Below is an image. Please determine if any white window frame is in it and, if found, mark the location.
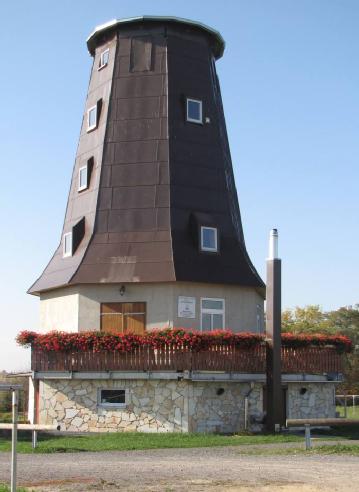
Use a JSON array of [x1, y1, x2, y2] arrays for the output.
[[87, 105, 97, 132], [98, 48, 110, 70], [186, 98, 203, 124], [200, 226, 218, 252], [78, 165, 88, 192], [63, 232, 72, 258], [98, 388, 127, 408], [200, 297, 225, 331]]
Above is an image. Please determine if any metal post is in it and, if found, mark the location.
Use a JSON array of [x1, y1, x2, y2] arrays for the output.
[[244, 397, 249, 430], [11, 389, 18, 492], [32, 430, 38, 449], [266, 229, 283, 432], [304, 424, 312, 450]]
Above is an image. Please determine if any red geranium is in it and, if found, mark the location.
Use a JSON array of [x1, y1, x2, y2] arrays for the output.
[[15, 329, 352, 354]]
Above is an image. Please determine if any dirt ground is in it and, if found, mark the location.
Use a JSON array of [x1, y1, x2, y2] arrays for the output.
[[0, 445, 358, 491]]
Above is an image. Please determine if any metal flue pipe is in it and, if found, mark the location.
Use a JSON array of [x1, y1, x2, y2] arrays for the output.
[[265, 228, 283, 432]]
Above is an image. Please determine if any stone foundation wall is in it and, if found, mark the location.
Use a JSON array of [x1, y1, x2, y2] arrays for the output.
[[38, 378, 336, 433], [287, 383, 336, 419], [188, 382, 263, 433], [40, 379, 188, 433]]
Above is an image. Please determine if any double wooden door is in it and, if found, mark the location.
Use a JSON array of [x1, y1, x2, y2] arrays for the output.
[[100, 302, 146, 335]]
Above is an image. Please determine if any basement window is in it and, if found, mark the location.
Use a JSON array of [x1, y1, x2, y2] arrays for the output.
[[186, 98, 202, 124], [63, 232, 72, 257], [201, 298, 225, 331], [200, 226, 218, 252], [98, 49, 110, 70], [99, 389, 126, 407]]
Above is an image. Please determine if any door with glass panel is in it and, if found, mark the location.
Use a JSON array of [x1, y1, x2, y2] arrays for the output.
[[100, 302, 146, 335], [200, 298, 225, 330]]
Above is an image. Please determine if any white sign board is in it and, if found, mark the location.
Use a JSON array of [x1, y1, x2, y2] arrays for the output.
[[178, 296, 196, 319]]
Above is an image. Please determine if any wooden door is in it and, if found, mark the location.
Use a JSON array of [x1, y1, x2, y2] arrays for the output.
[[100, 302, 146, 335]]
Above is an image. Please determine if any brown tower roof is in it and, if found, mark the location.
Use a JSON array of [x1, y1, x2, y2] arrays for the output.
[[29, 17, 264, 295]]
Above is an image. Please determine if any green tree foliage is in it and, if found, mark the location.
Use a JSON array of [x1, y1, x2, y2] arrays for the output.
[[282, 304, 359, 393]]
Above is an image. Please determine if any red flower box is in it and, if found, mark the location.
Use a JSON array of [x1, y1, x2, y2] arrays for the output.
[[16, 329, 352, 354]]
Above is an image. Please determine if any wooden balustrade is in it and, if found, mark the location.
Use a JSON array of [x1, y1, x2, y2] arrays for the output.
[[31, 345, 343, 374]]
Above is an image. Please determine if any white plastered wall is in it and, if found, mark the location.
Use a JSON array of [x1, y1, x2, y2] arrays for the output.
[[39, 282, 264, 333], [39, 286, 79, 332]]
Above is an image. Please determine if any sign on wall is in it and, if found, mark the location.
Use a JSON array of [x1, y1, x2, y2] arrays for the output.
[[178, 296, 196, 318]]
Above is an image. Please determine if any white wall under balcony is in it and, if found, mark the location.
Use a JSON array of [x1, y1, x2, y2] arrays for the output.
[[39, 282, 264, 333]]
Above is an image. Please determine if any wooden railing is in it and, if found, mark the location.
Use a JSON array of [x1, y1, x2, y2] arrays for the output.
[[31, 345, 343, 374]]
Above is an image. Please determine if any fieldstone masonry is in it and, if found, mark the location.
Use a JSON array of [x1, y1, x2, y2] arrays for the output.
[[287, 383, 336, 419], [39, 378, 336, 433]]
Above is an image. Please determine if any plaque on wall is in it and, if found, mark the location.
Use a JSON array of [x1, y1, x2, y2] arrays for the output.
[[178, 296, 196, 318]]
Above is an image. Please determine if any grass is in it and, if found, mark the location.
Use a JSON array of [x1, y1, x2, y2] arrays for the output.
[[0, 413, 28, 424], [0, 426, 358, 455], [0, 431, 304, 454], [241, 443, 359, 456], [0, 484, 31, 492], [336, 406, 359, 419]]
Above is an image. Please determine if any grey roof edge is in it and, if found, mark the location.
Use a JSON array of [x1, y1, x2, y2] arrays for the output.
[[86, 16, 225, 59]]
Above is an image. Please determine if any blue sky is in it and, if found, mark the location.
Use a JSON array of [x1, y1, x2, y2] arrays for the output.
[[0, 1, 358, 371]]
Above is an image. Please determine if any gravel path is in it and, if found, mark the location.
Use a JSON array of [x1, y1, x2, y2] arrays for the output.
[[0, 444, 358, 491]]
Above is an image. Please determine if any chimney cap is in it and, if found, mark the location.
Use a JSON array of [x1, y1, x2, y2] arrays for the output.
[[86, 16, 225, 59]]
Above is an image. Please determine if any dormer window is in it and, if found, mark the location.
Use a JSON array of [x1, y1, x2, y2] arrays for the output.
[[98, 49, 110, 70], [186, 98, 202, 124], [63, 217, 85, 258], [87, 105, 97, 131], [78, 157, 94, 192], [78, 166, 88, 191], [201, 226, 218, 252], [63, 232, 72, 257], [87, 100, 102, 132]]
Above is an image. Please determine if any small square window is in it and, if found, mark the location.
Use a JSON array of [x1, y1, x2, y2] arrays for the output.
[[186, 98, 203, 124], [87, 105, 97, 132], [78, 165, 88, 191], [99, 389, 126, 407], [63, 232, 72, 257], [98, 49, 110, 70], [201, 226, 218, 252]]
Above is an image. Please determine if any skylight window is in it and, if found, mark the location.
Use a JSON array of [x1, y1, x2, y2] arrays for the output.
[[98, 49, 110, 70], [186, 98, 203, 124], [200, 226, 218, 252]]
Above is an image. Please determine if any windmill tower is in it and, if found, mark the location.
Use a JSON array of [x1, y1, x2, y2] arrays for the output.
[[29, 16, 264, 334]]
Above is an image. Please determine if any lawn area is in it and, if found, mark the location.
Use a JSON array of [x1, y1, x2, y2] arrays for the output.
[[336, 406, 359, 419], [0, 431, 304, 454], [0, 484, 30, 492], [241, 443, 359, 456], [0, 413, 28, 424]]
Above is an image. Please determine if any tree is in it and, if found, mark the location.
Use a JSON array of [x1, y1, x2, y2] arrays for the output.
[[282, 305, 332, 334], [282, 304, 359, 393]]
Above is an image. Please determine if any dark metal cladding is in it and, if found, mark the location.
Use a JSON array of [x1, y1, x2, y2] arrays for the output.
[[29, 17, 264, 295], [167, 26, 263, 288]]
